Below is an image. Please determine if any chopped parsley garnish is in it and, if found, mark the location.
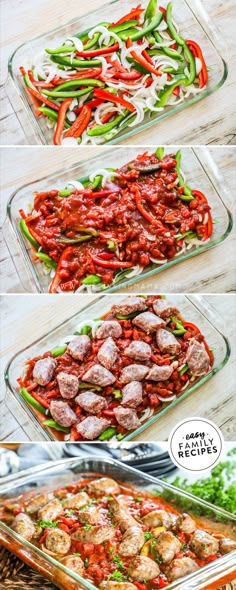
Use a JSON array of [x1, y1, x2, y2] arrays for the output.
[[112, 556, 124, 569], [37, 520, 59, 529], [111, 570, 123, 582], [73, 552, 81, 557], [84, 524, 92, 531], [109, 547, 115, 554], [144, 531, 153, 540], [181, 542, 187, 549], [135, 497, 142, 503], [106, 495, 113, 500], [155, 555, 163, 564], [84, 557, 89, 568], [65, 509, 74, 516]]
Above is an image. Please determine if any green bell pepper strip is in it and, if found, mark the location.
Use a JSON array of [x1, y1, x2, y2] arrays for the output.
[[103, 112, 137, 142], [183, 43, 197, 86], [155, 75, 186, 108], [144, 0, 158, 22], [51, 55, 102, 68], [83, 32, 101, 50], [116, 433, 126, 440], [43, 88, 93, 99], [43, 419, 70, 433], [58, 189, 73, 197], [175, 230, 197, 240], [166, 2, 185, 46], [175, 150, 194, 200], [119, 13, 163, 42], [153, 31, 184, 61], [59, 234, 93, 244], [170, 316, 187, 335], [82, 274, 102, 285], [22, 72, 36, 90], [20, 388, 47, 415], [112, 389, 122, 399], [80, 326, 92, 335], [98, 427, 117, 441], [155, 147, 165, 159], [107, 239, 116, 251], [50, 79, 104, 92], [87, 112, 128, 136], [116, 311, 139, 320], [35, 252, 57, 269], [178, 363, 189, 375], [19, 219, 39, 249], [110, 20, 139, 33], [79, 382, 102, 391], [51, 345, 67, 357], [46, 46, 78, 54], [38, 107, 70, 129]]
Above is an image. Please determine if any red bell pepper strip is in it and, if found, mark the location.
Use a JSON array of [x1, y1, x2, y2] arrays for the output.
[[100, 111, 115, 124], [186, 40, 208, 88], [74, 98, 104, 114], [192, 189, 213, 240], [53, 98, 73, 145], [26, 86, 60, 111], [159, 7, 167, 16], [133, 187, 155, 224], [96, 252, 115, 260], [27, 70, 54, 88], [113, 70, 142, 81], [94, 88, 136, 112], [183, 321, 200, 334], [29, 389, 50, 409], [64, 104, 92, 139], [49, 246, 75, 293], [52, 69, 102, 85], [19, 209, 27, 219], [86, 190, 115, 198], [90, 255, 134, 269], [111, 5, 144, 26], [142, 49, 155, 66], [126, 38, 162, 77], [76, 43, 119, 58]]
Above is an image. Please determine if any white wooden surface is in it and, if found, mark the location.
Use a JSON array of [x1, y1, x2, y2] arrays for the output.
[[0, 294, 235, 442], [0, 0, 236, 145], [0, 146, 235, 294]]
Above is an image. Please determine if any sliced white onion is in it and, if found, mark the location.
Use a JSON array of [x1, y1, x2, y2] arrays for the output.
[[183, 84, 205, 97], [179, 167, 186, 183], [92, 320, 104, 337], [124, 265, 144, 278], [150, 257, 168, 264], [67, 180, 85, 190], [203, 213, 209, 224], [158, 19, 168, 31], [65, 36, 84, 51], [60, 334, 78, 345], [99, 30, 123, 49], [94, 104, 120, 125], [75, 319, 96, 333], [69, 98, 78, 111], [42, 265, 51, 275], [158, 394, 177, 402], [88, 25, 108, 39], [61, 137, 79, 146], [50, 269, 56, 278], [127, 99, 145, 127], [46, 119, 55, 130], [75, 285, 87, 293], [89, 168, 120, 187], [139, 408, 154, 422], [67, 111, 76, 122], [195, 57, 202, 75], [180, 380, 190, 392], [146, 97, 164, 112]]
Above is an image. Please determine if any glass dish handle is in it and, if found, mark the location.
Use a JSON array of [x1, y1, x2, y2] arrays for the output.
[[188, 295, 227, 336]]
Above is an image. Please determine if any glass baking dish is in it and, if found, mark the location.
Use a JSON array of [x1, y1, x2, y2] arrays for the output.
[[0, 457, 235, 590], [3, 293, 231, 442], [5, 0, 228, 145], [2, 146, 233, 294]]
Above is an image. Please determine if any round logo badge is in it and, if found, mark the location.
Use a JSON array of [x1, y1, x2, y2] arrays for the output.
[[168, 417, 224, 473]]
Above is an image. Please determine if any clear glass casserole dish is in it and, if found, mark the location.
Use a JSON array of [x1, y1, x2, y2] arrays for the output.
[[3, 293, 231, 442], [0, 457, 235, 590], [2, 146, 233, 294], [5, 0, 228, 145]]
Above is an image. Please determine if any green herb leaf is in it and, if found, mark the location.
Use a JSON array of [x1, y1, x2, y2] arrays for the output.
[[37, 520, 59, 529]]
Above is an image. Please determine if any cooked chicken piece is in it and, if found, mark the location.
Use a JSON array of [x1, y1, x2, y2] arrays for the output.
[[75, 391, 107, 414], [190, 530, 219, 559], [63, 491, 90, 510], [142, 509, 172, 529], [152, 299, 179, 319], [167, 557, 199, 581], [111, 297, 147, 316], [132, 311, 166, 333], [185, 338, 210, 376], [121, 381, 143, 408], [119, 364, 149, 384], [156, 531, 181, 563], [82, 364, 116, 387], [57, 371, 79, 399], [72, 525, 115, 544], [33, 357, 57, 386], [12, 513, 35, 540], [156, 329, 181, 355], [113, 407, 141, 430], [119, 526, 145, 556], [128, 556, 160, 581], [125, 341, 152, 362], [86, 477, 120, 496], [67, 335, 91, 361], [77, 505, 101, 525], [26, 492, 53, 514], [100, 583, 137, 590], [95, 321, 122, 339], [175, 512, 196, 534], [50, 400, 77, 427], [76, 416, 110, 440], [219, 538, 236, 554], [45, 528, 71, 555], [37, 497, 63, 522], [97, 337, 119, 369]]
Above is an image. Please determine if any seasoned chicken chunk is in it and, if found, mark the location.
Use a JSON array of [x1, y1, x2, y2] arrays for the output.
[[156, 329, 181, 355], [219, 538, 236, 554], [57, 371, 79, 399], [176, 512, 196, 534], [95, 321, 122, 339], [132, 311, 166, 333], [75, 391, 107, 414], [111, 297, 147, 316], [114, 406, 141, 430], [45, 528, 71, 555], [120, 364, 149, 384], [38, 497, 63, 521], [12, 513, 35, 540], [185, 339, 210, 376], [167, 557, 199, 581], [67, 335, 91, 361], [119, 526, 145, 556], [121, 381, 143, 408], [142, 509, 172, 529], [97, 337, 119, 369], [76, 416, 110, 440], [155, 531, 181, 563], [190, 530, 219, 559], [72, 525, 115, 544], [82, 364, 116, 387], [125, 341, 152, 362], [33, 357, 57, 386], [63, 491, 90, 510], [86, 477, 120, 496], [128, 556, 160, 581]]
